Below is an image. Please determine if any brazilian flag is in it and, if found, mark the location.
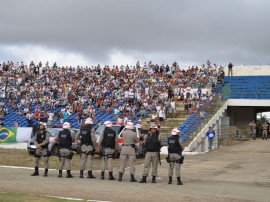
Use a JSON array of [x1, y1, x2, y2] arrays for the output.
[[0, 127, 17, 143]]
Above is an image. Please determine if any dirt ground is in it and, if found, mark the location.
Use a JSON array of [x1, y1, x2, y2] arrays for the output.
[[1, 140, 270, 202]]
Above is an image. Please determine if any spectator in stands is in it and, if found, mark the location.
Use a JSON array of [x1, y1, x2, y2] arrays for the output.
[[0, 59, 220, 129], [228, 62, 233, 76], [167, 106, 173, 118], [139, 107, 146, 119], [47, 110, 54, 128], [170, 100, 176, 118], [168, 87, 174, 100], [62, 109, 70, 122], [13, 120, 19, 127], [26, 111, 34, 127], [199, 109, 206, 119], [183, 98, 188, 111], [158, 106, 165, 124]]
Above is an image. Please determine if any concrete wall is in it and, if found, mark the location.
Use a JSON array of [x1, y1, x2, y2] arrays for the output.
[[223, 65, 270, 76], [228, 107, 255, 126]]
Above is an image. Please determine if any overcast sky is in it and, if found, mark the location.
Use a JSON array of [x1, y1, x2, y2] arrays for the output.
[[0, 0, 270, 67]]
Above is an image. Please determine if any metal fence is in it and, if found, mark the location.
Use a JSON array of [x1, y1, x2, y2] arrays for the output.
[[217, 126, 252, 148]]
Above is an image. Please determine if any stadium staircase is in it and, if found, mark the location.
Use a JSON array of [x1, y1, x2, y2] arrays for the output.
[[141, 102, 191, 145]]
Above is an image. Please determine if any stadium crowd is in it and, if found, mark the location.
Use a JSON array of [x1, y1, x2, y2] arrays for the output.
[[0, 60, 225, 127]]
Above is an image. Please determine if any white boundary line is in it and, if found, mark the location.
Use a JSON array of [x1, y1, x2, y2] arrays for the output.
[[46, 195, 84, 201], [0, 165, 57, 171], [47, 195, 113, 202], [0, 187, 112, 202]]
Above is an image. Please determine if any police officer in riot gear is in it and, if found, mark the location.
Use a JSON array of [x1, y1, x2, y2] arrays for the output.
[[136, 124, 145, 158], [167, 128, 184, 185], [75, 118, 96, 178], [31, 122, 50, 177], [118, 122, 138, 182], [139, 123, 161, 183], [97, 121, 118, 180], [55, 122, 75, 178]]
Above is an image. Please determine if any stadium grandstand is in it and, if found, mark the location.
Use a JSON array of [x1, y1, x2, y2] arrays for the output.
[[0, 61, 270, 151]]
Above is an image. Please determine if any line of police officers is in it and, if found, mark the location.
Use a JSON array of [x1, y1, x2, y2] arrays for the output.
[[31, 119, 184, 185]]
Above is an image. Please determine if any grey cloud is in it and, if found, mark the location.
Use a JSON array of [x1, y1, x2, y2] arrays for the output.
[[0, 0, 270, 65]]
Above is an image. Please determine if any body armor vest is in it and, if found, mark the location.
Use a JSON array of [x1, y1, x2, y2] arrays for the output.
[[168, 135, 182, 154], [80, 126, 93, 146], [145, 132, 160, 152], [36, 130, 48, 149], [103, 127, 116, 149], [59, 129, 72, 149]]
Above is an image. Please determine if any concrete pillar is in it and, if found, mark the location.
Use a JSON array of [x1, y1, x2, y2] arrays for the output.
[[215, 119, 220, 149]]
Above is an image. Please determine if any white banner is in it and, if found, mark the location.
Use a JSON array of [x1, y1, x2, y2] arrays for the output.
[[16, 127, 33, 142]]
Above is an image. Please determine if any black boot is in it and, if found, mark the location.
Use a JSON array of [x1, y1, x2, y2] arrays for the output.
[[118, 173, 123, 181], [168, 176, 172, 184], [139, 176, 147, 183], [130, 174, 137, 182], [109, 172, 115, 180], [87, 171, 96, 178], [31, 167, 39, 176], [80, 170, 83, 178], [151, 176, 156, 183], [58, 170, 62, 178], [43, 168, 48, 177], [177, 177, 183, 185], [66, 170, 73, 178], [101, 171, 105, 180]]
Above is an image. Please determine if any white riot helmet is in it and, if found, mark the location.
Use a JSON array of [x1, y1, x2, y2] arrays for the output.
[[126, 122, 134, 129], [85, 118, 93, 125], [63, 122, 71, 129], [104, 121, 112, 127], [39, 122, 46, 129], [171, 128, 180, 135]]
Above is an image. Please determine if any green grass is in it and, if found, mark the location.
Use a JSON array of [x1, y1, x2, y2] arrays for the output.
[[0, 192, 87, 202]]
